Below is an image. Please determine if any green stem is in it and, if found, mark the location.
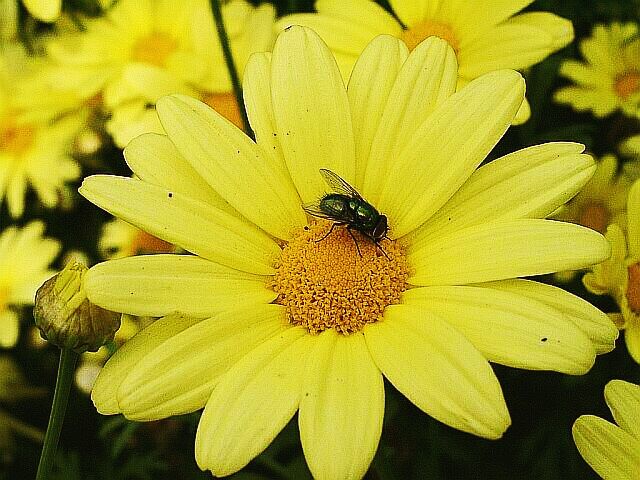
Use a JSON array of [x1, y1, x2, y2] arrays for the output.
[[210, 0, 253, 139], [36, 348, 78, 480]]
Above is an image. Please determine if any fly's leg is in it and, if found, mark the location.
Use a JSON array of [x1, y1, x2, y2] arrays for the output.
[[375, 241, 390, 260], [315, 222, 344, 243], [346, 225, 362, 257]]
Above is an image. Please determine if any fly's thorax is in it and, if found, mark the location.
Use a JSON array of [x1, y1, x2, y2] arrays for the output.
[[272, 221, 409, 334]]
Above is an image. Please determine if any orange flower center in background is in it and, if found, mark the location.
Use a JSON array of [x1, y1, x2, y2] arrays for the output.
[[614, 70, 640, 100], [130, 230, 174, 256], [131, 32, 178, 67], [400, 20, 459, 53], [202, 92, 244, 130], [627, 262, 640, 314], [579, 202, 610, 234], [0, 116, 35, 156], [273, 222, 409, 334]]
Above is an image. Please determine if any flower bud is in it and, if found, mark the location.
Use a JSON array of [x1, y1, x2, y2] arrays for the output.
[[34, 261, 120, 353]]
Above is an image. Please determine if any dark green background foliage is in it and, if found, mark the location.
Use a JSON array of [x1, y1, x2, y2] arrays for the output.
[[2, 0, 640, 479]]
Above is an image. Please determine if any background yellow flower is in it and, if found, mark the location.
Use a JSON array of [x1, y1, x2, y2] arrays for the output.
[[573, 380, 640, 480], [555, 22, 640, 118], [278, 0, 573, 123]]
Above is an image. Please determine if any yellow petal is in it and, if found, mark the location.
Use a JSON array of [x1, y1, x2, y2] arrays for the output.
[[409, 219, 610, 285], [388, 0, 439, 26], [156, 95, 305, 240], [436, 0, 533, 38], [364, 304, 510, 439], [627, 180, 640, 258], [85, 255, 276, 318], [347, 35, 409, 187], [508, 12, 574, 51], [117, 305, 289, 420], [483, 279, 618, 355], [605, 380, 640, 439], [79, 175, 280, 275], [378, 70, 524, 238], [0, 309, 19, 348], [23, 0, 61, 22], [512, 95, 531, 124], [270, 26, 355, 203], [362, 36, 457, 202], [624, 321, 640, 365], [92, 313, 201, 415], [410, 143, 594, 243], [195, 327, 310, 476], [573, 415, 640, 480], [242, 53, 288, 174], [316, 0, 401, 35], [402, 286, 596, 374], [124, 133, 234, 213], [299, 330, 384, 480]]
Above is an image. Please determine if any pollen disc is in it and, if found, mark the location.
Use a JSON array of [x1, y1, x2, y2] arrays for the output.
[[273, 221, 410, 334]]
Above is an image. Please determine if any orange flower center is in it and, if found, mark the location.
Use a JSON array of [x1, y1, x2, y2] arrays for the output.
[[131, 32, 178, 67], [202, 92, 244, 130], [400, 20, 459, 53], [627, 262, 640, 314], [273, 221, 409, 334], [578, 202, 610, 234], [130, 230, 174, 255], [0, 116, 35, 156], [614, 70, 640, 100]]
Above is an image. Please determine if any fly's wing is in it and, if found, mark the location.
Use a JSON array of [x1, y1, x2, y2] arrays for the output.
[[319, 169, 363, 199], [302, 199, 339, 220]]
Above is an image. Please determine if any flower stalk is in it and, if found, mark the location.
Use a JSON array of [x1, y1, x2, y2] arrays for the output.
[[210, 0, 253, 138], [35, 348, 78, 480]]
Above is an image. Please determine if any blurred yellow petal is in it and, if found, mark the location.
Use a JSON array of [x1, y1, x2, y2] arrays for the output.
[[0, 310, 19, 348], [23, 0, 61, 22], [627, 180, 640, 258], [365, 304, 510, 439], [270, 26, 355, 203], [403, 286, 596, 374], [85, 255, 275, 318], [409, 219, 610, 286], [508, 12, 573, 50], [299, 330, 384, 480], [79, 176, 280, 275], [196, 327, 310, 476]]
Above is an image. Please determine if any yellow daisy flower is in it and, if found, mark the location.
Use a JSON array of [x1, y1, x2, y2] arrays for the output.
[[584, 179, 640, 363], [45, 0, 275, 147], [0, 221, 60, 348], [555, 22, 640, 119], [573, 379, 640, 480], [81, 30, 615, 479], [0, 44, 83, 217], [277, 0, 573, 124]]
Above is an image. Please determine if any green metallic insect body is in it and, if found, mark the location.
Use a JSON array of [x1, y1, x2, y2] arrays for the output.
[[303, 169, 389, 257]]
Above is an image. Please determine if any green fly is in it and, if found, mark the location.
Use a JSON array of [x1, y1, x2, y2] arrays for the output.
[[303, 169, 389, 258]]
